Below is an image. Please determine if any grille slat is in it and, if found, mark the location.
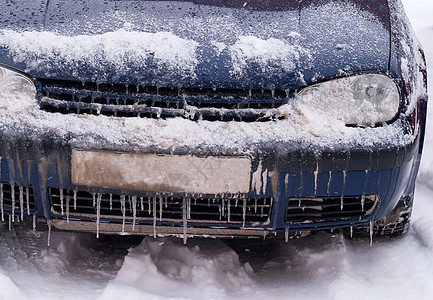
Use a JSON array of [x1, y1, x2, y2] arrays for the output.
[[0, 183, 37, 213], [286, 195, 377, 223], [37, 79, 289, 122], [50, 188, 272, 225]]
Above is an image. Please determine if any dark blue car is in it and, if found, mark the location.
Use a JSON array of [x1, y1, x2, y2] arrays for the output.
[[0, 0, 427, 241]]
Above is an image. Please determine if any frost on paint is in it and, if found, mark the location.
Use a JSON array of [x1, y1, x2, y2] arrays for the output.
[[389, 0, 428, 114]]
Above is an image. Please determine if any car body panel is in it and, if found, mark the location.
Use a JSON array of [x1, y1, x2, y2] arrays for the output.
[[0, 0, 390, 90], [0, 0, 428, 238]]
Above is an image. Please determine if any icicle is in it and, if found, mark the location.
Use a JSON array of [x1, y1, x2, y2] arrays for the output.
[[96, 193, 102, 238], [19, 186, 24, 221], [313, 162, 319, 196], [11, 183, 15, 222], [284, 173, 289, 190], [350, 226, 353, 239], [32, 214, 36, 232], [47, 221, 52, 247], [254, 198, 258, 213], [369, 221, 374, 246], [92, 192, 96, 207], [120, 195, 126, 234], [227, 198, 231, 222], [182, 197, 187, 244], [132, 196, 137, 231], [235, 198, 238, 207], [285, 227, 289, 243], [26, 187, 30, 216], [327, 171, 332, 196], [59, 188, 64, 215], [148, 196, 152, 215], [109, 194, 113, 210], [73, 189, 77, 210], [140, 197, 144, 211], [153, 197, 157, 238], [341, 170, 347, 210], [261, 206, 264, 217], [361, 170, 369, 211], [66, 195, 70, 223], [221, 196, 225, 218], [8, 214, 11, 231], [159, 194, 163, 222], [0, 183, 3, 222], [242, 198, 247, 227], [187, 196, 191, 220]]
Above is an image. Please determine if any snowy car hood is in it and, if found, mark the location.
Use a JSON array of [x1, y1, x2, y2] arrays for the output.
[[0, 0, 391, 90]]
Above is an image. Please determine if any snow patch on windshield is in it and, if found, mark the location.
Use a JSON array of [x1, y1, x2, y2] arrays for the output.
[[0, 29, 199, 79], [229, 36, 305, 76]]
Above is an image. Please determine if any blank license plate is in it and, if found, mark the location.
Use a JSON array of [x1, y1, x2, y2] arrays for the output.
[[71, 150, 251, 194]]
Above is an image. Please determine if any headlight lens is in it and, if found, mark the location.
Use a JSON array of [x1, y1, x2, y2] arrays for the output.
[[0, 65, 36, 100], [294, 74, 400, 127]]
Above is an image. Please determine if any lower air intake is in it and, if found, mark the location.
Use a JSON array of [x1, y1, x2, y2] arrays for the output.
[[50, 188, 272, 225], [0, 183, 37, 213], [286, 195, 377, 223]]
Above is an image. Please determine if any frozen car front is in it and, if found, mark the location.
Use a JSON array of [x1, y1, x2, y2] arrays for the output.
[[0, 0, 427, 240]]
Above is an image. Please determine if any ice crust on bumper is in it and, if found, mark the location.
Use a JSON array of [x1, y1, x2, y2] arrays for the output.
[[0, 92, 416, 157]]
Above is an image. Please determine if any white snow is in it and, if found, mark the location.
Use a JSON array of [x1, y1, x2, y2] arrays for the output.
[[0, 0, 432, 299], [229, 36, 304, 75], [0, 29, 199, 78]]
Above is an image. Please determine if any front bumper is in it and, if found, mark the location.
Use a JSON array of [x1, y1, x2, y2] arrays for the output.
[[0, 111, 421, 237]]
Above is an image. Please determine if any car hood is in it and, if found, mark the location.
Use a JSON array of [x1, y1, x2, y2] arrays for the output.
[[0, 0, 391, 90]]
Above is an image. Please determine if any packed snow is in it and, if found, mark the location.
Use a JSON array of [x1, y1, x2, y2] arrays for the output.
[[229, 36, 304, 75], [0, 29, 199, 78], [0, 0, 432, 299]]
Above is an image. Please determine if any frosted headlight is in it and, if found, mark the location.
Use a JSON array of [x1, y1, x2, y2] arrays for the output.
[[295, 74, 400, 127], [0, 65, 36, 99]]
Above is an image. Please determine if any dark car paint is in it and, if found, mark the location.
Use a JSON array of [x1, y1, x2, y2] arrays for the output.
[[0, 0, 428, 237], [0, 0, 390, 90]]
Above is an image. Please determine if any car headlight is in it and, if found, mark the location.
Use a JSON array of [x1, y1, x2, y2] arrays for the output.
[[0, 65, 36, 100], [294, 74, 400, 127]]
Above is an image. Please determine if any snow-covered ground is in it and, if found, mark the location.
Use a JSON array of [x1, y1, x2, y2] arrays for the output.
[[1, 0, 433, 299]]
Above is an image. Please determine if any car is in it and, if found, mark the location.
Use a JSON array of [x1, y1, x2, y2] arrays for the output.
[[0, 0, 427, 243]]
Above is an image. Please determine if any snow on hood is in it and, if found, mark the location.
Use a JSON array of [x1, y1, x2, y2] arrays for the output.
[[0, 30, 199, 80], [0, 0, 390, 89]]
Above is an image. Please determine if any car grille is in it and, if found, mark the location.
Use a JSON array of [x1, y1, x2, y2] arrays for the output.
[[286, 195, 378, 224], [0, 183, 37, 214], [50, 188, 272, 225], [36, 78, 289, 122]]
